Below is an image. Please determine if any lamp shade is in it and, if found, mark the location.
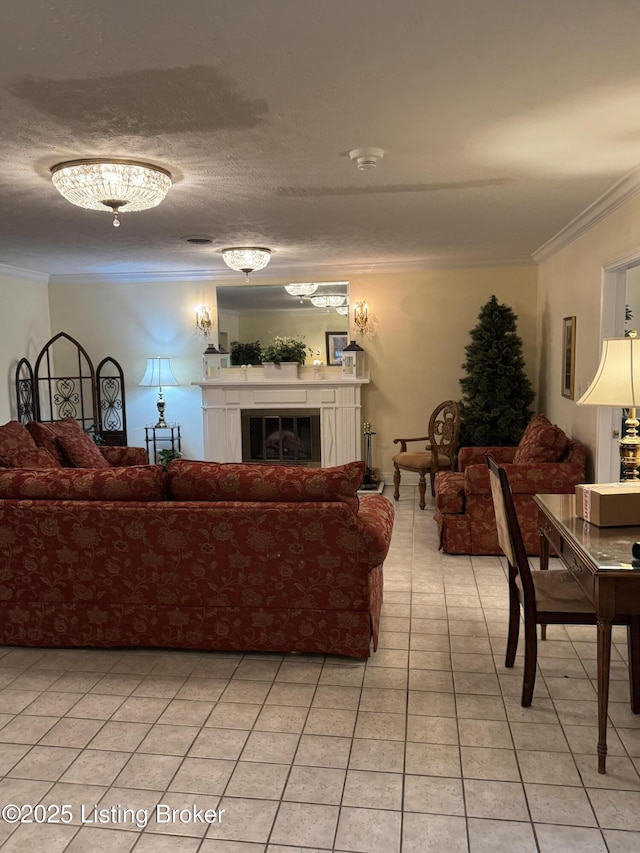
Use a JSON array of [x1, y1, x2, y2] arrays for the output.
[[576, 336, 640, 408], [139, 357, 178, 388]]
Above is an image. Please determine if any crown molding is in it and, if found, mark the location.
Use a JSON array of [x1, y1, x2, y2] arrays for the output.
[[48, 270, 220, 285], [533, 164, 640, 264], [0, 263, 49, 283], [47, 255, 535, 285]]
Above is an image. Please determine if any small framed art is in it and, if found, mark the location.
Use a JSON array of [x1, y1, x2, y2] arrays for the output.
[[326, 332, 348, 366], [561, 316, 576, 399]]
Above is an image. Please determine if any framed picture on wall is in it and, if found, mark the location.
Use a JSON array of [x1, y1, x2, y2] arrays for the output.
[[561, 316, 576, 399], [326, 332, 348, 365]]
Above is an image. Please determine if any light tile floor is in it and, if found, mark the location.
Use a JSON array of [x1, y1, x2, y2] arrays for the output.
[[0, 487, 639, 851]]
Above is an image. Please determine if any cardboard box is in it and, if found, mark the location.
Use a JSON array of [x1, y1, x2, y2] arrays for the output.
[[576, 483, 640, 527]]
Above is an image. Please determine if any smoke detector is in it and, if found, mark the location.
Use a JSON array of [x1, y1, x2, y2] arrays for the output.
[[349, 147, 385, 170]]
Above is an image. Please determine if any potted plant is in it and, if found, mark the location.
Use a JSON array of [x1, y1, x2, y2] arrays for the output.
[[260, 335, 310, 378], [230, 340, 262, 366], [157, 448, 184, 468], [260, 335, 309, 365]]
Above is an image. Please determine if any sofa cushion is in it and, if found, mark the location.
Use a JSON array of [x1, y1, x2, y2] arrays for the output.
[[0, 465, 167, 501], [167, 459, 364, 513], [56, 430, 110, 468], [26, 417, 84, 465], [0, 448, 62, 469], [513, 414, 568, 464], [99, 445, 149, 467], [0, 420, 39, 462]]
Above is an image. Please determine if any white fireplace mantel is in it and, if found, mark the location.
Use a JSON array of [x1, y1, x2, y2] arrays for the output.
[[194, 367, 369, 466]]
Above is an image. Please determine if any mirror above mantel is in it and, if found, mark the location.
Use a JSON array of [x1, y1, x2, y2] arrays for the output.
[[216, 281, 349, 363]]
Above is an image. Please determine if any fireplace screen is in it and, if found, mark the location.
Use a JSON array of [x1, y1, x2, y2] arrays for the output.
[[241, 409, 321, 466]]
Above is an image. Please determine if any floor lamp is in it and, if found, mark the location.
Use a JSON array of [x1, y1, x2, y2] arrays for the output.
[[139, 356, 178, 428], [577, 331, 640, 481]]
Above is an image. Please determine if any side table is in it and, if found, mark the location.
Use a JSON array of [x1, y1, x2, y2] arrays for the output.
[[145, 424, 181, 464]]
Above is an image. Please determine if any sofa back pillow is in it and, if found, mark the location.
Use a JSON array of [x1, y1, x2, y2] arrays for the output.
[[168, 459, 364, 514], [513, 414, 568, 464], [0, 420, 39, 464], [0, 465, 167, 501], [27, 417, 84, 465], [55, 430, 110, 468], [0, 448, 62, 469]]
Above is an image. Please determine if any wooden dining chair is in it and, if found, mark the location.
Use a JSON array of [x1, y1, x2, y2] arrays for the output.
[[392, 400, 460, 509], [486, 454, 626, 707]]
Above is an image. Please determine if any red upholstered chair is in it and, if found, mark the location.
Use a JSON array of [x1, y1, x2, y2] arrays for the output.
[[392, 400, 460, 509], [434, 414, 587, 555]]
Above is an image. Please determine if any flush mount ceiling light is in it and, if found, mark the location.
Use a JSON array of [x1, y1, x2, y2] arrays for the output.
[[283, 283, 319, 297], [221, 247, 271, 281], [50, 158, 172, 228], [310, 293, 347, 309]]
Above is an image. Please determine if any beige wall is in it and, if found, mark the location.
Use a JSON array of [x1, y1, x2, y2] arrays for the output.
[[0, 269, 51, 423], [47, 278, 218, 459], [537, 192, 640, 479], [347, 265, 538, 477], [41, 266, 537, 476]]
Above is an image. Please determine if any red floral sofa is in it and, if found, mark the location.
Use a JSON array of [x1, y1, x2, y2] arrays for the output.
[[434, 414, 587, 555], [0, 420, 394, 658]]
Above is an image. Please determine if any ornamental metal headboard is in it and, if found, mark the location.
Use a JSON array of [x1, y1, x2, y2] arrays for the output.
[[14, 332, 128, 446]]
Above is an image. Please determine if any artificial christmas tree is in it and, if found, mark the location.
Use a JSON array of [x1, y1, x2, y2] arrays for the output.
[[459, 295, 535, 446]]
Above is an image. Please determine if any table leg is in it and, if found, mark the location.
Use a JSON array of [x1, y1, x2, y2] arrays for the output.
[[539, 530, 549, 642], [597, 617, 613, 774], [628, 617, 640, 714], [539, 530, 550, 571]]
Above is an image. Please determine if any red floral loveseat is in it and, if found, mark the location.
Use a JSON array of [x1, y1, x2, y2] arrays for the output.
[[0, 422, 394, 658], [434, 414, 587, 555]]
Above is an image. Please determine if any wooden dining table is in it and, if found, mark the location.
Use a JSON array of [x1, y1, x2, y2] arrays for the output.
[[534, 493, 640, 773]]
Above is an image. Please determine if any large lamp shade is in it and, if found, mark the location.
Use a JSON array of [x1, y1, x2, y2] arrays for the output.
[[139, 356, 178, 428]]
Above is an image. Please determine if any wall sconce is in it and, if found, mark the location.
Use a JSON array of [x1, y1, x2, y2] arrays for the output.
[[353, 300, 369, 334], [195, 305, 212, 337]]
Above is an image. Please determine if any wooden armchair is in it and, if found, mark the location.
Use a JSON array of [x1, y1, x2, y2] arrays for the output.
[[392, 400, 460, 509]]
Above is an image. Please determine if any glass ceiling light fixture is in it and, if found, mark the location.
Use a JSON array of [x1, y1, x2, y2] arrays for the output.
[[309, 293, 347, 309], [336, 305, 349, 315], [284, 283, 319, 297], [221, 247, 271, 281], [50, 158, 172, 228]]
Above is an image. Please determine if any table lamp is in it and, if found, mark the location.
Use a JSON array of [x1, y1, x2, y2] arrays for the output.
[[576, 331, 640, 481], [139, 356, 178, 428]]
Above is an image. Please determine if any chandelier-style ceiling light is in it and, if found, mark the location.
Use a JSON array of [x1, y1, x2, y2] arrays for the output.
[[336, 305, 349, 315], [310, 293, 347, 309], [283, 283, 319, 297], [50, 158, 172, 228], [221, 247, 271, 281]]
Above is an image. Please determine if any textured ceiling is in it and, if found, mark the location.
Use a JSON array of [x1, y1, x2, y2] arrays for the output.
[[1, 0, 640, 279]]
